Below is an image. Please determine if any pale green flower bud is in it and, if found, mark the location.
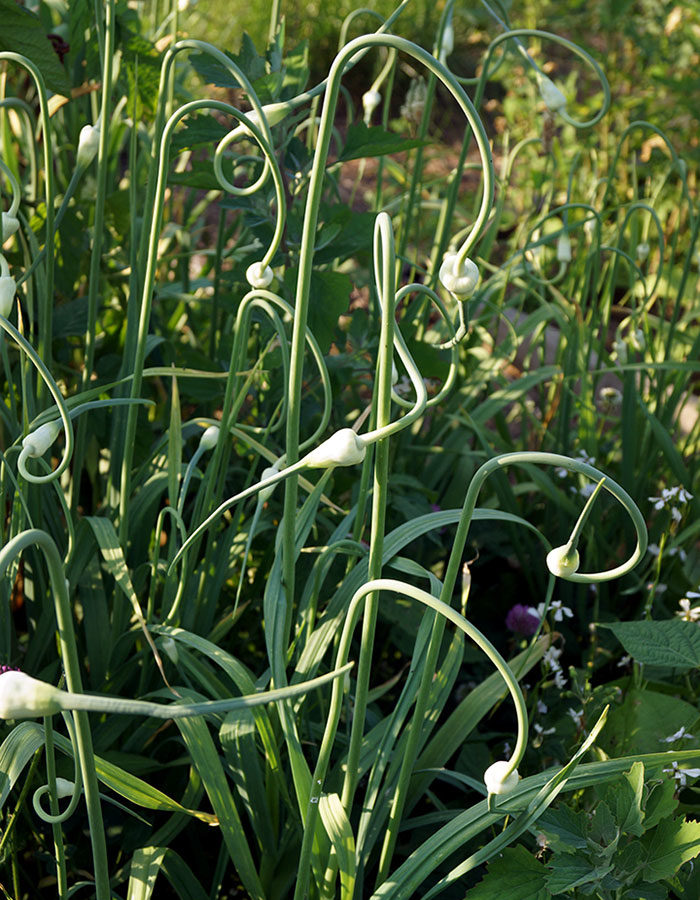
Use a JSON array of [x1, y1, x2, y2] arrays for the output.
[[538, 75, 567, 114], [246, 261, 274, 289], [199, 424, 220, 451], [636, 242, 650, 262], [362, 89, 382, 123], [243, 102, 291, 135], [0, 671, 63, 719], [484, 760, 520, 795], [77, 122, 101, 169], [546, 544, 580, 577], [55, 777, 76, 799], [304, 429, 366, 469], [258, 461, 281, 502], [439, 252, 479, 299], [2, 213, 19, 242], [439, 20, 454, 64], [557, 233, 572, 263], [21, 420, 62, 458], [0, 272, 16, 317]]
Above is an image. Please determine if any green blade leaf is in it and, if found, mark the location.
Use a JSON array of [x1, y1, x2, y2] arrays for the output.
[[127, 846, 167, 900], [318, 793, 357, 900]]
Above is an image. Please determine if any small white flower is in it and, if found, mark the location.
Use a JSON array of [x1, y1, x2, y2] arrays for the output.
[[661, 726, 694, 743], [534, 722, 556, 736], [579, 483, 596, 499], [616, 655, 631, 668], [537, 699, 548, 714], [677, 599, 700, 622], [663, 761, 700, 788], [647, 543, 661, 556], [567, 708, 584, 727], [553, 669, 568, 689]]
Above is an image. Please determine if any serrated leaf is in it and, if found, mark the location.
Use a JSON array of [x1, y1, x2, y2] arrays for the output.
[[601, 620, 700, 672], [538, 803, 589, 853], [467, 846, 551, 900], [336, 122, 430, 162], [590, 800, 618, 846], [603, 762, 645, 837], [190, 33, 266, 89], [640, 817, 700, 882], [0, 0, 70, 94], [546, 853, 612, 893]]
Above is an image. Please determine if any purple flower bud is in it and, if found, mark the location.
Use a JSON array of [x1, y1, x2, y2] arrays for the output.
[[505, 604, 539, 635]]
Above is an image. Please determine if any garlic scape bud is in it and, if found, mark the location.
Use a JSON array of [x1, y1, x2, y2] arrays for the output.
[[362, 89, 382, 124], [246, 261, 274, 289], [537, 74, 567, 115], [302, 428, 366, 469], [198, 424, 220, 451], [484, 760, 520, 796], [0, 671, 63, 719], [2, 213, 19, 242], [21, 420, 62, 458], [439, 252, 480, 299], [0, 255, 16, 317], [439, 16, 454, 65], [258, 460, 282, 503], [76, 119, 101, 169], [546, 477, 606, 579], [546, 542, 580, 577], [556, 232, 572, 263], [636, 242, 650, 262]]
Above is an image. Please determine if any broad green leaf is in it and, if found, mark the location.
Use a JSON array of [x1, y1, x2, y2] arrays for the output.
[[467, 846, 551, 900], [283, 267, 352, 353], [602, 686, 699, 755], [640, 817, 700, 882], [603, 762, 645, 837], [318, 793, 356, 900], [190, 34, 265, 88], [170, 118, 229, 153], [644, 777, 678, 829], [546, 853, 611, 893], [0, 0, 70, 94], [337, 122, 430, 162], [537, 803, 589, 854], [127, 846, 167, 900], [601, 620, 700, 672]]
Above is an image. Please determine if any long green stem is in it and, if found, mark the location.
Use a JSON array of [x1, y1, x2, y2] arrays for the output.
[[0, 531, 110, 900]]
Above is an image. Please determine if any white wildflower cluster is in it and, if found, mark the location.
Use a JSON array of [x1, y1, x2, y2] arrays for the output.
[[542, 645, 567, 689], [532, 600, 573, 623], [660, 726, 694, 744], [648, 485, 693, 523], [647, 543, 687, 562], [533, 722, 555, 737], [677, 597, 700, 622], [555, 450, 596, 493], [663, 761, 700, 789]]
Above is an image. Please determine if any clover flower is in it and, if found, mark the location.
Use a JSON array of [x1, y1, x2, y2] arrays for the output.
[[505, 604, 539, 635]]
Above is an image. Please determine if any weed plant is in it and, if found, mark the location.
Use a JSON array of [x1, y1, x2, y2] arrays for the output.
[[0, 1, 699, 898]]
